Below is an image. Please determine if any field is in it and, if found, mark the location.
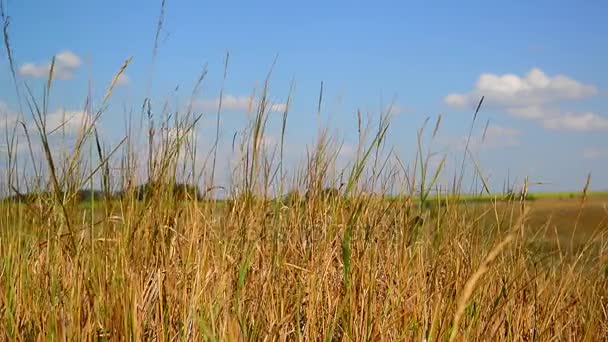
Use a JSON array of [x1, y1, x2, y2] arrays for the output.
[[1, 174, 607, 341], [1, 5, 608, 341]]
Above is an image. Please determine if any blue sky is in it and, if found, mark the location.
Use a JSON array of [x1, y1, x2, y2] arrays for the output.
[[1, 0, 607, 192]]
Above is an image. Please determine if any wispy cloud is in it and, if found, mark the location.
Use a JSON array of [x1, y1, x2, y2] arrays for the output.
[[480, 125, 521, 148], [0, 101, 20, 130], [583, 147, 608, 160], [0, 101, 91, 135], [507, 106, 608, 132], [45, 108, 92, 134], [115, 74, 130, 86], [19, 50, 82, 80], [0, 101, 93, 159], [542, 112, 608, 131], [441, 124, 521, 152], [445, 68, 606, 132], [193, 94, 287, 113]]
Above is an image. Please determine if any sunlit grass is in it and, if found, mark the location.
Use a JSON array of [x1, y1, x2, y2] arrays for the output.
[[1, 3, 607, 340]]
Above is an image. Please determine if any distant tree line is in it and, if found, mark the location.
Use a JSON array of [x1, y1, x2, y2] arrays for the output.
[[2, 182, 354, 204], [2, 182, 202, 203], [126, 182, 202, 201]]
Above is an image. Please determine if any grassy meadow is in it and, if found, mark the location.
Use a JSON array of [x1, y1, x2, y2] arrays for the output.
[[1, 7, 608, 342]]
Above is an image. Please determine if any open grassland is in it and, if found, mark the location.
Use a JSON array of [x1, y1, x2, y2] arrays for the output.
[[1, 180, 607, 341], [1, 5, 607, 340], [434, 191, 608, 204]]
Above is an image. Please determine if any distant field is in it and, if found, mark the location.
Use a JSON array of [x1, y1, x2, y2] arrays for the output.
[[483, 196, 608, 266], [74, 192, 608, 265], [443, 191, 608, 202], [61, 190, 608, 208]]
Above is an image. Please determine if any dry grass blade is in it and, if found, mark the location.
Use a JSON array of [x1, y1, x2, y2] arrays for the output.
[[432, 114, 442, 139], [449, 207, 528, 342], [481, 119, 490, 143], [210, 52, 230, 192], [457, 96, 484, 193], [449, 234, 515, 341], [104, 57, 133, 104], [1, 0, 22, 107], [467, 149, 491, 195]]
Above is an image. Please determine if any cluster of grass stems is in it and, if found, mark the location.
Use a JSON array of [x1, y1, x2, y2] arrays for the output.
[[1, 4, 607, 340]]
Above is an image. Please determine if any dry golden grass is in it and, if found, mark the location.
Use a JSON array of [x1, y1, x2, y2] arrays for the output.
[[1, 188, 607, 340], [1, 3, 607, 340]]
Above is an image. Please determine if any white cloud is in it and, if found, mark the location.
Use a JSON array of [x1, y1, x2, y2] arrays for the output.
[[0, 102, 91, 134], [445, 94, 467, 108], [0, 101, 19, 129], [19, 50, 82, 80], [482, 125, 521, 148], [507, 106, 549, 120], [45, 109, 92, 134], [193, 94, 287, 114], [194, 95, 251, 112], [55, 51, 81, 69], [446, 68, 597, 109], [542, 112, 608, 131], [1, 100, 97, 137], [442, 124, 521, 152], [18, 63, 50, 79], [0, 102, 92, 159], [583, 148, 608, 160], [445, 68, 605, 132], [508, 106, 608, 131]]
